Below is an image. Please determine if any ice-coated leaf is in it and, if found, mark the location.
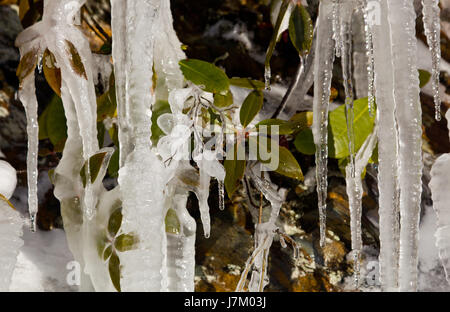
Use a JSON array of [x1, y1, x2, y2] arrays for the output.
[[288, 3, 313, 56], [295, 98, 376, 159], [115, 234, 138, 252], [16, 48, 38, 84], [46, 96, 67, 149], [165, 209, 180, 234], [65, 40, 87, 80], [229, 77, 265, 90], [108, 207, 122, 238], [151, 100, 172, 145], [43, 49, 61, 96], [328, 97, 376, 159], [179, 59, 229, 94], [108, 252, 121, 292], [224, 143, 246, 197], [214, 91, 233, 108], [418, 69, 431, 88], [97, 86, 117, 122], [255, 112, 312, 135], [240, 90, 264, 127], [80, 151, 109, 187]]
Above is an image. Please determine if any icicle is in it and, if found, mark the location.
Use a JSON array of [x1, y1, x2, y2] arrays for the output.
[[345, 125, 378, 288], [387, 0, 423, 292], [111, 0, 132, 167], [362, 0, 375, 116], [422, 0, 442, 121], [332, 0, 342, 57], [312, 0, 336, 247], [430, 109, 450, 284], [339, 0, 356, 178], [166, 190, 196, 292], [371, 0, 400, 291], [236, 164, 285, 292], [18, 72, 39, 231]]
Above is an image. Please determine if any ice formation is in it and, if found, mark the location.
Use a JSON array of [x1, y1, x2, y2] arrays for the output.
[[16, 0, 99, 230], [312, 0, 335, 247], [421, 0, 441, 121], [429, 109, 450, 285], [371, 0, 400, 291], [0, 160, 23, 291], [345, 125, 377, 287]]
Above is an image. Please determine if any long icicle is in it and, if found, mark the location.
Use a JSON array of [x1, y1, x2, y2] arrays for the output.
[[345, 125, 378, 288], [372, 0, 400, 291], [18, 70, 39, 231], [312, 0, 336, 247], [362, 0, 375, 116], [421, 0, 442, 121], [387, 0, 423, 292], [339, 0, 356, 178]]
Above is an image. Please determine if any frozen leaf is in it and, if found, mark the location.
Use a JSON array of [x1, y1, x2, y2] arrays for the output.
[[43, 49, 61, 96], [80, 151, 109, 187], [108, 252, 121, 292], [165, 209, 180, 235], [418, 69, 431, 88], [16, 48, 38, 84], [65, 40, 87, 80], [115, 234, 137, 252], [108, 207, 122, 238], [214, 91, 233, 108], [288, 3, 313, 56], [46, 96, 67, 148]]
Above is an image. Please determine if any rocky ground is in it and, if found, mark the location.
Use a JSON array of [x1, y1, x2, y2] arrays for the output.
[[1, 0, 450, 291]]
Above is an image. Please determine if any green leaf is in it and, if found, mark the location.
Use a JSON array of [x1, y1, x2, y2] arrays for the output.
[[294, 128, 315, 155], [240, 90, 264, 127], [108, 252, 121, 292], [97, 83, 117, 122], [288, 3, 313, 56], [80, 151, 109, 187], [179, 59, 230, 94], [419, 69, 431, 88], [256, 112, 312, 135], [103, 245, 112, 261], [165, 209, 180, 235], [38, 102, 50, 140], [108, 207, 122, 237], [293, 98, 376, 159], [151, 100, 171, 145], [107, 148, 119, 178], [249, 136, 303, 180], [214, 91, 233, 108], [265, 0, 290, 73], [229, 77, 265, 90], [46, 96, 68, 150], [328, 97, 375, 158], [115, 234, 138, 252], [224, 143, 246, 197]]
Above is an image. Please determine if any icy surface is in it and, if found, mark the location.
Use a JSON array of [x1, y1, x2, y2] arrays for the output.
[[345, 125, 377, 287], [372, 0, 400, 291], [421, 0, 441, 120], [0, 160, 17, 200], [387, 0, 423, 292], [312, 0, 335, 247]]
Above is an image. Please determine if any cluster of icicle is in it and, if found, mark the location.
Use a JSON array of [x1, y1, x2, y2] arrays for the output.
[[309, 0, 442, 291], [14, 0, 220, 291]]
